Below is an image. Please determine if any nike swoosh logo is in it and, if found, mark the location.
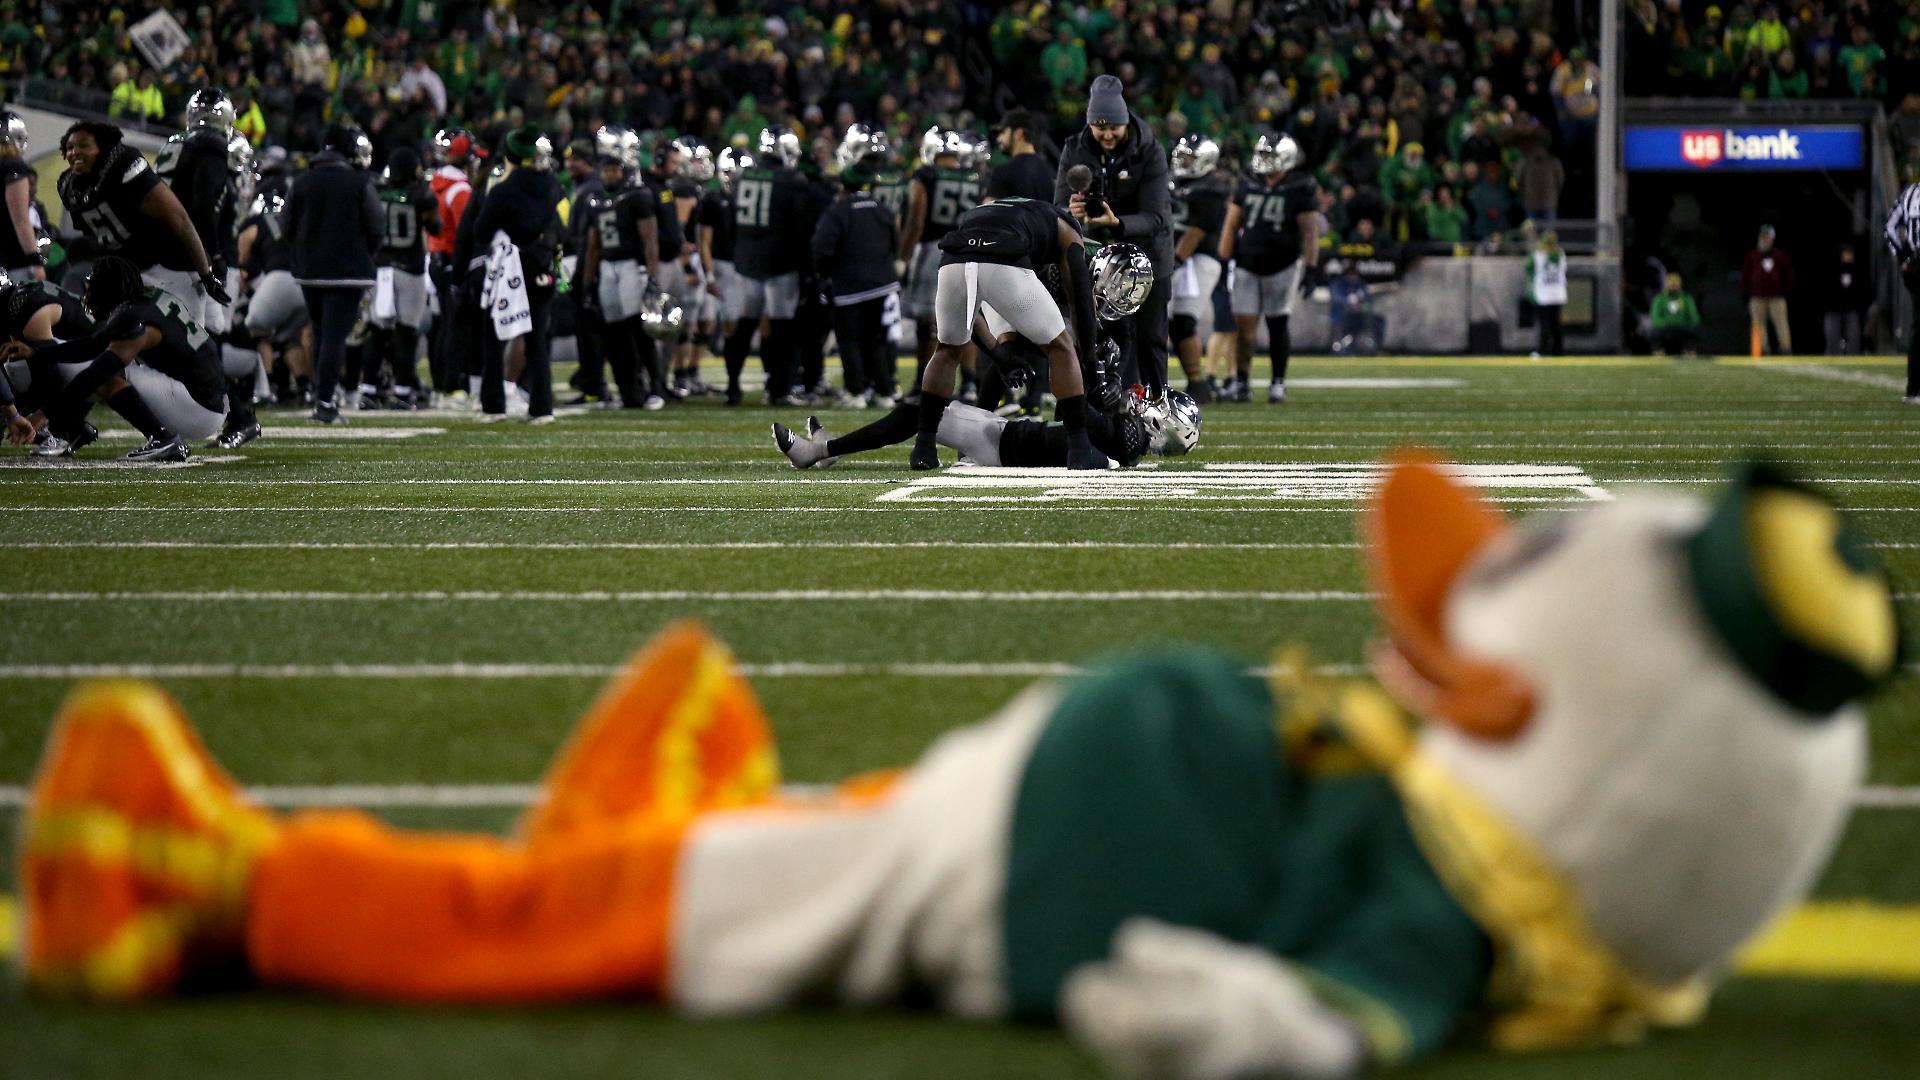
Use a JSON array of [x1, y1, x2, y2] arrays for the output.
[[978, 240, 996, 246]]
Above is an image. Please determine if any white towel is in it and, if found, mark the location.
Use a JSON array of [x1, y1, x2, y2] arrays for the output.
[[372, 267, 398, 321], [1171, 259, 1200, 300], [483, 230, 532, 341]]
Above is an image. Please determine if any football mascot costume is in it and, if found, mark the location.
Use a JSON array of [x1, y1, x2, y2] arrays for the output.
[[17, 454, 1899, 1078]]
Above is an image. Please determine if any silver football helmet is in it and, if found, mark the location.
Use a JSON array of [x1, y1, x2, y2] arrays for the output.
[[185, 87, 237, 139], [835, 123, 881, 173], [594, 125, 642, 172], [919, 125, 947, 166], [1250, 133, 1301, 177], [947, 129, 990, 170], [675, 137, 715, 182], [757, 126, 802, 168], [640, 289, 685, 340], [1133, 389, 1202, 456], [717, 146, 752, 187], [1171, 134, 1221, 180], [351, 130, 374, 169], [534, 134, 557, 173], [228, 132, 256, 206], [1, 111, 27, 154], [248, 191, 286, 218], [1091, 243, 1154, 321]]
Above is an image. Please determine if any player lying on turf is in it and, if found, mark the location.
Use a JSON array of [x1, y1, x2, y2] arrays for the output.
[[18, 456, 1898, 1080], [2, 257, 225, 461], [772, 378, 1200, 470]]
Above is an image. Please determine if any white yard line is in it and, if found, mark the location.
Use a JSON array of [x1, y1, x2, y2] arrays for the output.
[[2, 780, 1915, 810], [89, 427, 449, 440], [0, 589, 1378, 603], [0, 540, 1365, 552], [4, 505, 1576, 514], [1751, 364, 1907, 392], [0, 660, 1372, 680]]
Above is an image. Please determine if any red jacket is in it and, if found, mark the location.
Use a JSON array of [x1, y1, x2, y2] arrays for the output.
[[1741, 248, 1795, 298], [428, 166, 472, 257]]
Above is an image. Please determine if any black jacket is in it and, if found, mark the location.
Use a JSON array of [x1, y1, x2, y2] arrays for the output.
[[811, 189, 899, 305], [1052, 111, 1174, 275], [473, 166, 564, 283], [286, 151, 382, 287]]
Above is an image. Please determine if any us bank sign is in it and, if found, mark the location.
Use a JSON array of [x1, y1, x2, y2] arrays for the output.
[[1623, 124, 1864, 172]]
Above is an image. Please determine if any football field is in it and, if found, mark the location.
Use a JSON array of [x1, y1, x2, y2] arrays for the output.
[[3, 355, 1919, 1078]]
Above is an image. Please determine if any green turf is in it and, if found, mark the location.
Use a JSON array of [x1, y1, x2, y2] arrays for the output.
[[3, 356, 1918, 1077]]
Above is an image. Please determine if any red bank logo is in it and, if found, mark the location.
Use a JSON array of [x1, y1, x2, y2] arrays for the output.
[[1681, 130, 1723, 167]]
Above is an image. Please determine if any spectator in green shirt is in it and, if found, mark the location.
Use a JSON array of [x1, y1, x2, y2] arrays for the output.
[[1424, 184, 1470, 244], [1768, 50, 1809, 98], [1840, 23, 1886, 95], [437, 28, 480, 101], [1651, 273, 1702, 356], [1041, 24, 1087, 95]]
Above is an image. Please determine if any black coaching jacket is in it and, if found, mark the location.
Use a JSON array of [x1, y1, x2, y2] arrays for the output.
[[286, 150, 383, 288], [1052, 110, 1174, 277]]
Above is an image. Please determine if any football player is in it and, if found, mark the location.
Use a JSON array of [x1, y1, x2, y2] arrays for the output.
[[1218, 133, 1319, 404], [2, 255, 227, 461], [915, 198, 1113, 471], [428, 128, 483, 401], [646, 136, 709, 397], [0, 267, 98, 449], [367, 147, 441, 409], [669, 138, 716, 396], [579, 125, 663, 409], [1, 111, 45, 282], [1168, 134, 1228, 404], [58, 122, 230, 327], [236, 190, 310, 410], [898, 129, 981, 391], [698, 148, 742, 393], [722, 126, 814, 406], [154, 89, 250, 331]]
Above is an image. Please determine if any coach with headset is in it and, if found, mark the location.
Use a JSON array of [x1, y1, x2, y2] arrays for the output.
[[1054, 75, 1174, 394]]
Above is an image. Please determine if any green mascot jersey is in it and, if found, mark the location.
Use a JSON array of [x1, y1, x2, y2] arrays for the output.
[[1002, 647, 1494, 1062]]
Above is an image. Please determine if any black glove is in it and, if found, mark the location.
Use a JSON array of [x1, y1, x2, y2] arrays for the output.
[[1297, 264, 1322, 298], [200, 268, 232, 307]]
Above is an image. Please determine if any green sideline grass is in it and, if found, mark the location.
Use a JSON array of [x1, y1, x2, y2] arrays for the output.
[[2, 356, 1918, 1078]]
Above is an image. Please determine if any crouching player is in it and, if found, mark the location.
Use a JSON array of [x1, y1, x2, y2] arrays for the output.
[[917, 197, 1106, 470], [2, 255, 226, 461]]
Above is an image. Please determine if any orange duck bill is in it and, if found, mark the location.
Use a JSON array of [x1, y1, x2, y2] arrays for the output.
[[1363, 451, 1537, 740]]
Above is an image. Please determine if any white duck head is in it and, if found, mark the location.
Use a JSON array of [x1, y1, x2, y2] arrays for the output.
[[1364, 454, 1900, 988]]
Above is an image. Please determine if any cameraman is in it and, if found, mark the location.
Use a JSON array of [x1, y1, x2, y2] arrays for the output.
[[1054, 75, 1173, 393]]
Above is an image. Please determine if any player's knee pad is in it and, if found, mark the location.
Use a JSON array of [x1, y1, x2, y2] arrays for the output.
[[1170, 314, 1198, 346]]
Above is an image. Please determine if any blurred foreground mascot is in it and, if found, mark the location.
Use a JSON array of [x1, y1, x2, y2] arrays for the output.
[[18, 454, 1900, 1079]]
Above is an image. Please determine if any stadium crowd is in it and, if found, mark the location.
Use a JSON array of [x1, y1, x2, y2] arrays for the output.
[[6, 0, 1604, 247]]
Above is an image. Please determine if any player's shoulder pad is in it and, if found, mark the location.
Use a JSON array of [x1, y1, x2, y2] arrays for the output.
[[185, 128, 228, 153], [106, 144, 151, 185]]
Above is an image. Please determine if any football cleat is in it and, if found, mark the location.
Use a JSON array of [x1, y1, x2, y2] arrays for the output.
[[804, 415, 829, 442], [310, 401, 347, 425], [529, 414, 556, 425], [909, 439, 941, 471], [124, 434, 190, 463], [210, 422, 262, 449], [31, 434, 73, 457], [643, 395, 666, 411], [1268, 380, 1287, 404], [772, 422, 830, 469]]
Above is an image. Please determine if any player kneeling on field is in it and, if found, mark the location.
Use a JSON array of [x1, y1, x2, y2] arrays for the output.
[[18, 457, 1897, 1080], [2, 256, 226, 461]]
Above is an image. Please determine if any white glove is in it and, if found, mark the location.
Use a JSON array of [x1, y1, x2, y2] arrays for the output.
[[1060, 919, 1366, 1080]]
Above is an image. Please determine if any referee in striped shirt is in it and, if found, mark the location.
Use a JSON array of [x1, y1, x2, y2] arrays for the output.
[[1884, 179, 1920, 403]]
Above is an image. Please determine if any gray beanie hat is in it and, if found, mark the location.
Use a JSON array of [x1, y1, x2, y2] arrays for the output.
[[1087, 74, 1129, 126]]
